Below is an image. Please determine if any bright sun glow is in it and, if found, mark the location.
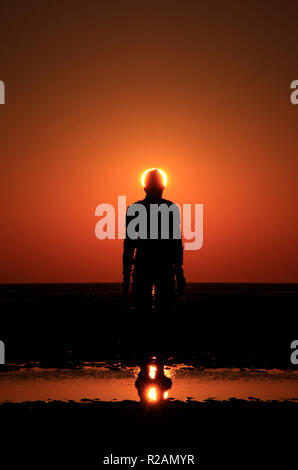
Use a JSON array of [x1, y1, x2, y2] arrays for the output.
[[141, 168, 168, 187], [149, 365, 157, 379], [164, 391, 168, 399], [148, 387, 157, 401]]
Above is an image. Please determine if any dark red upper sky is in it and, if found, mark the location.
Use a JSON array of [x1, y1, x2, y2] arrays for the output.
[[0, 1, 298, 282]]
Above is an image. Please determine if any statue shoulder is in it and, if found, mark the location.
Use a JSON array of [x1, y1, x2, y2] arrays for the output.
[[161, 198, 177, 207]]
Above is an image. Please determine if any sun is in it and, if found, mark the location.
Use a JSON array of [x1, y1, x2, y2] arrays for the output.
[[141, 168, 168, 188]]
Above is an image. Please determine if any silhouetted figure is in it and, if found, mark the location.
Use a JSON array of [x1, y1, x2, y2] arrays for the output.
[[135, 360, 172, 404], [123, 170, 185, 324]]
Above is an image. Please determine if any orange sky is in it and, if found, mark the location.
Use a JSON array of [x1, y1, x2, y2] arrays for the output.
[[0, 1, 298, 282]]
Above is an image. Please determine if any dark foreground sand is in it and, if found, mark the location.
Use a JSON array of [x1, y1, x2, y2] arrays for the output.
[[1, 398, 297, 468], [1, 283, 297, 468]]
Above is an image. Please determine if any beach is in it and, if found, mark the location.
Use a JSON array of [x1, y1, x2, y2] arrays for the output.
[[0, 283, 297, 467], [1, 397, 297, 468]]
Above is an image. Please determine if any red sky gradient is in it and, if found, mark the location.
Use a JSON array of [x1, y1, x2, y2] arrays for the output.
[[0, 1, 298, 283]]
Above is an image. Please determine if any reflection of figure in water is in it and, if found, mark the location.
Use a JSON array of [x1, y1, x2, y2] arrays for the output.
[[122, 169, 186, 321], [135, 360, 172, 403]]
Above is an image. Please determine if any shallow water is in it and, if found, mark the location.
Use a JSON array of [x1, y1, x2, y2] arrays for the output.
[[0, 363, 297, 403]]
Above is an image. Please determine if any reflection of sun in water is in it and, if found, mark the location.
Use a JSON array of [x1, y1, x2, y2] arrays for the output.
[[164, 367, 173, 379], [141, 168, 168, 187], [148, 387, 157, 401], [149, 365, 157, 379], [147, 387, 169, 401]]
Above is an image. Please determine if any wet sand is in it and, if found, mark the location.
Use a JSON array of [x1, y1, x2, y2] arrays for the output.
[[1, 398, 297, 468], [1, 282, 298, 369], [0, 364, 298, 402]]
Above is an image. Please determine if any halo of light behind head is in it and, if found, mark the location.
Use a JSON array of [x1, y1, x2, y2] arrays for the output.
[[141, 168, 167, 188]]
